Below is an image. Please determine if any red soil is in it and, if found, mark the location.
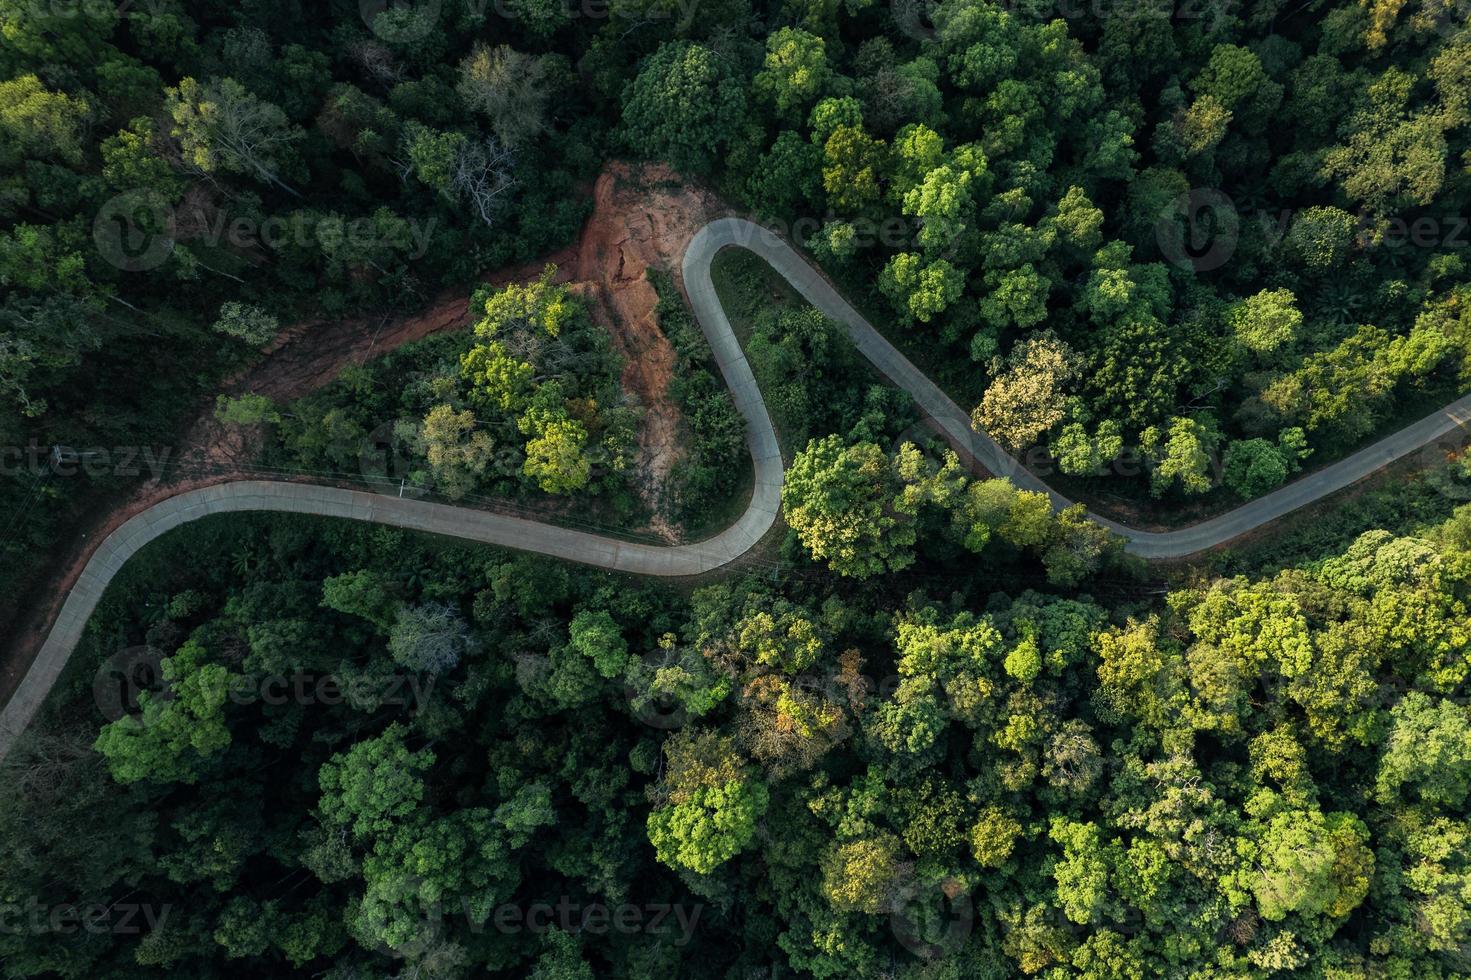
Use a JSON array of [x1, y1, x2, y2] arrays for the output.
[[0, 162, 719, 705]]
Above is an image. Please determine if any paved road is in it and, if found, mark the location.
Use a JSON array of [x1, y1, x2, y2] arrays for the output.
[[3, 216, 1469, 758], [697, 218, 1471, 559]]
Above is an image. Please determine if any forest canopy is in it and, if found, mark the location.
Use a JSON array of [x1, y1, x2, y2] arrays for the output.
[[4, 0, 1471, 977]]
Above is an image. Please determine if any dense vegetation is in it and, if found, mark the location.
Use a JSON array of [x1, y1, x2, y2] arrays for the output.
[[0, 0, 602, 620], [7, 0, 1471, 978], [715, 0, 1471, 507], [227, 270, 645, 513], [6, 490, 1471, 977], [6, 0, 1471, 573]]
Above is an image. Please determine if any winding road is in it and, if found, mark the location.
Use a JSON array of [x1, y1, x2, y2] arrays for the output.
[[3, 216, 1471, 758]]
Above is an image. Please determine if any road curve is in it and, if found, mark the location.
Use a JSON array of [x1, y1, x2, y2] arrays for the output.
[[696, 218, 1471, 559], [2, 216, 1470, 756]]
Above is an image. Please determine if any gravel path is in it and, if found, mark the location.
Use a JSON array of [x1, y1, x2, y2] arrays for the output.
[[3, 217, 1468, 758]]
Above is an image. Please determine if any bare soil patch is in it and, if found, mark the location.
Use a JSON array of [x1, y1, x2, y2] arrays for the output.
[[566, 162, 721, 539], [1, 162, 719, 704]]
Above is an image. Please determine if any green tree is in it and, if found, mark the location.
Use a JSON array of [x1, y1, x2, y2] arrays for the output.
[[1050, 819, 1114, 925], [211, 301, 278, 347], [821, 124, 887, 214], [522, 416, 592, 494], [979, 264, 1051, 333], [747, 131, 822, 217], [1221, 430, 1308, 498], [620, 42, 745, 174], [568, 610, 629, 679], [321, 569, 399, 629], [647, 731, 769, 874], [1283, 206, 1358, 272], [971, 806, 1022, 868], [93, 639, 236, 785], [1228, 288, 1301, 356], [166, 76, 303, 194], [0, 75, 89, 167], [1322, 67, 1450, 215], [1188, 44, 1282, 134], [1054, 419, 1124, 477], [1376, 692, 1471, 808], [754, 28, 832, 120], [877, 252, 964, 323], [215, 392, 280, 425], [782, 436, 917, 577], [317, 723, 433, 840], [821, 835, 903, 913], [1247, 809, 1373, 922], [903, 163, 975, 254], [1042, 505, 1117, 587], [1140, 416, 1221, 497], [976, 332, 1082, 451]]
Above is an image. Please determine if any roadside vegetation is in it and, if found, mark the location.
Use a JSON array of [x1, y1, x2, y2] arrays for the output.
[[8, 480, 1471, 976], [5, 0, 1471, 977]]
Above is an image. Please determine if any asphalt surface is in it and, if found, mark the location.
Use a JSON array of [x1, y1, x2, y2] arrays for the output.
[[699, 218, 1471, 559], [2, 216, 1469, 758]]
